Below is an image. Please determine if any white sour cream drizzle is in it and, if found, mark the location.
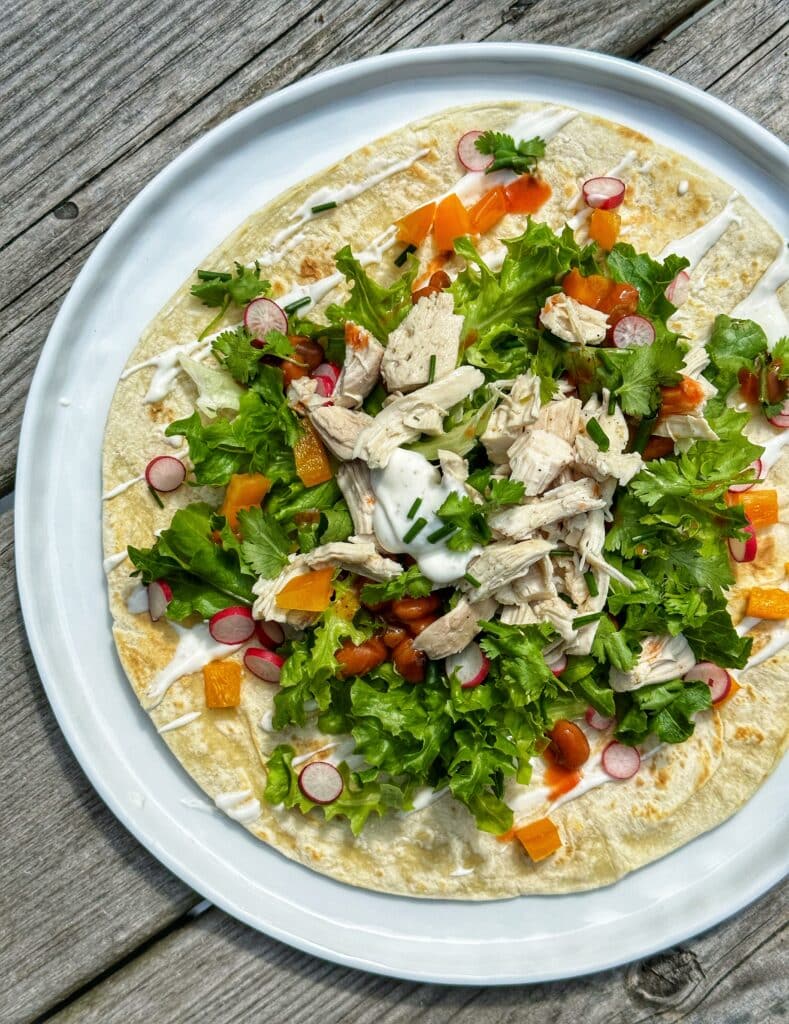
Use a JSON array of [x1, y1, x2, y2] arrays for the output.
[[400, 785, 449, 817], [158, 710, 201, 734], [291, 737, 356, 767], [180, 796, 216, 814], [102, 475, 143, 501], [145, 622, 243, 709], [450, 865, 475, 877], [371, 448, 481, 585], [214, 789, 261, 823], [566, 150, 638, 231], [126, 584, 150, 613], [659, 191, 741, 270], [259, 709, 276, 733], [103, 550, 128, 573], [729, 245, 789, 345], [121, 339, 212, 403]]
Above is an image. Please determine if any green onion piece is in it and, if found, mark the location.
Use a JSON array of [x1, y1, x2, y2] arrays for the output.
[[394, 243, 416, 267], [406, 497, 422, 520], [632, 415, 657, 454], [427, 523, 456, 543], [584, 571, 599, 597], [403, 517, 428, 543], [310, 201, 337, 214], [283, 296, 311, 315], [607, 393, 617, 416], [558, 593, 575, 607], [427, 354, 437, 384], [148, 485, 164, 509], [549, 548, 573, 558], [572, 611, 604, 628], [464, 572, 481, 588], [586, 417, 610, 452]]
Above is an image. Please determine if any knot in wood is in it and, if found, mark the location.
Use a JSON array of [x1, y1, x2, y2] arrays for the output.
[[53, 201, 79, 220], [503, 0, 538, 24], [626, 947, 705, 1007]]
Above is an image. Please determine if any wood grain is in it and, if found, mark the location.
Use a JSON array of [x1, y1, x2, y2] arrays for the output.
[[0, 511, 198, 1023], [51, 880, 788, 1024]]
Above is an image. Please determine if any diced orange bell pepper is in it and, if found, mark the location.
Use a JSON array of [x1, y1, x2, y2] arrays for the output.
[[220, 473, 271, 531], [727, 489, 779, 529], [513, 817, 562, 862], [589, 208, 621, 250], [562, 267, 613, 310], [503, 175, 552, 214], [204, 660, 242, 708], [276, 566, 334, 612], [745, 587, 789, 620], [293, 421, 333, 488], [395, 201, 436, 247], [468, 186, 508, 235], [433, 193, 471, 253], [659, 377, 707, 415], [717, 675, 740, 707], [597, 281, 640, 322]]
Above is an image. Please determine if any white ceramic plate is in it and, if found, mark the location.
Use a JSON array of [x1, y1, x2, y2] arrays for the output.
[[16, 44, 789, 985]]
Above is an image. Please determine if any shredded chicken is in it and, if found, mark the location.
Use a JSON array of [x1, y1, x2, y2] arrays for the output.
[[412, 596, 497, 658], [336, 461, 376, 538], [489, 479, 607, 540], [333, 322, 384, 409], [609, 633, 696, 692], [310, 406, 373, 461], [380, 291, 462, 393], [481, 372, 542, 464], [499, 603, 539, 625], [653, 414, 719, 442], [540, 292, 609, 345], [287, 376, 329, 413], [464, 539, 554, 598], [533, 596, 577, 641], [533, 396, 582, 445], [354, 366, 484, 468], [574, 434, 643, 486], [438, 449, 469, 484], [508, 428, 574, 496]]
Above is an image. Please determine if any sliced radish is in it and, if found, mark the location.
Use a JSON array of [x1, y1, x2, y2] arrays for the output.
[[582, 176, 626, 210], [456, 130, 493, 172], [314, 362, 340, 385], [298, 761, 344, 804], [612, 315, 656, 349], [664, 270, 691, 306], [728, 458, 763, 494], [727, 521, 757, 563], [148, 580, 172, 622], [244, 647, 285, 682], [684, 661, 732, 703], [209, 606, 255, 644], [585, 706, 615, 731], [145, 455, 186, 493], [445, 641, 490, 689], [768, 399, 789, 428], [244, 297, 288, 340], [601, 741, 641, 780], [256, 621, 285, 649], [546, 651, 567, 677], [312, 374, 335, 398]]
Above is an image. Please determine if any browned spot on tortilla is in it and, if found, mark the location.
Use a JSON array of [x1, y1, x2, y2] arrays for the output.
[[734, 724, 765, 743], [299, 256, 331, 281], [616, 125, 650, 145], [655, 768, 670, 789]]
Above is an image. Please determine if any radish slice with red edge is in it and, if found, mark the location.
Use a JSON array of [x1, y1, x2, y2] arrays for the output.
[[445, 642, 490, 689], [145, 456, 186, 493], [727, 522, 757, 563], [244, 297, 288, 340], [585, 706, 615, 731], [314, 362, 340, 384], [768, 399, 789, 428], [601, 741, 641, 780], [208, 606, 256, 645], [148, 580, 172, 622], [244, 647, 285, 682], [684, 661, 732, 703], [612, 315, 656, 349], [313, 374, 335, 399], [256, 621, 285, 649], [582, 176, 626, 210], [298, 761, 344, 804], [456, 130, 493, 172], [546, 651, 567, 677], [664, 270, 691, 306], [728, 458, 763, 494]]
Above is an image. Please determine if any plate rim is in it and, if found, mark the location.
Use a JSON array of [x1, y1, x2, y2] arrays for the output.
[[15, 41, 789, 986]]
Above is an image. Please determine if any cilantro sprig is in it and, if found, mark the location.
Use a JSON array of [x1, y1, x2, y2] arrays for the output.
[[474, 131, 546, 175]]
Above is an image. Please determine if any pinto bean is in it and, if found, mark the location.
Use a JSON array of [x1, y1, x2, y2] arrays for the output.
[[382, 625, 409, 649], [548, 719, 590, 770], [289, 335, 325, 371], [335, 637, 388, 678], [407, 614, 438, 637], [391, 595, 441, 621], [392, 638, 426, 683]]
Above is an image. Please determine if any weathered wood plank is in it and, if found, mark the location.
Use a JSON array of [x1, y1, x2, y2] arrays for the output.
[[52, 880, 787, 1024], [0, 0, 707, 494], [0, 510, 198, 1023]]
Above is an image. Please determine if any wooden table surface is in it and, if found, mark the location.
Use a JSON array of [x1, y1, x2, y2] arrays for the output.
[[1, 0, 787, 1020]]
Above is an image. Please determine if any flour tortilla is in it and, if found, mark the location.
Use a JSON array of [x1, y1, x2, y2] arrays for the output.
[[103, 102, 789, 898]]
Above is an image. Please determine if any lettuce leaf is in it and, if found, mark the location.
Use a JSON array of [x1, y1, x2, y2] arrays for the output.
[[615, 679, 712, 745], [177, 354, 244, 417], [325, 245, 417, 341]]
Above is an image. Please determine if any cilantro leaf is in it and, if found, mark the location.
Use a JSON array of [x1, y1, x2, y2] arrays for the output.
[[435, 476, 525, 551], [191, 262, 270, 308], [704, 315, 770, 417], [236, 506, 290, 579], [212, 327, 297, 386], [360, 565, 432, 605], [607, 244, 689, 324], [326, 245, 417, 341], [474, 131, 546, 175]]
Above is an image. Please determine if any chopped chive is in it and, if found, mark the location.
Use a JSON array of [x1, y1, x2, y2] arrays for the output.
[[427, 523, 457, 543], [310, 201, 337, 214], [428, 353, 437, 384], [586, 417, 610, 452], [148, 485, 164, 509], [464, 572, 481, 588], [607, 393, 617, 416], [558, 593, 575, 606], [549, 547, 573, 558], [572, 611, 604, 628], [584, 571, 599, 597], [394, 243, 416, 267], [283, 296, 311, 315], [632, 415, 657, 454], [406, 497, 422, 520], [403, 517, 428, 543]]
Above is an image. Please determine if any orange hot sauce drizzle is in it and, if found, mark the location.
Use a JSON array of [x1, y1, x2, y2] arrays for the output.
[[542, 746, 582, 800]]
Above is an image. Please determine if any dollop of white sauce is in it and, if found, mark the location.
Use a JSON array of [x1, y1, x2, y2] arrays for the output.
[[677, 179, 689, 196], [371, 448, 481, 585], [125, 584, 150, 613]]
